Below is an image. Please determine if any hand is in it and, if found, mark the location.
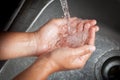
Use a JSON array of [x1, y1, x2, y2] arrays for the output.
[[33, 17, 98, 56], [45, 45, 96, 71], [13, 45, 96, 80], [37, 24, 97, 72], [13, 20, 98, 80]]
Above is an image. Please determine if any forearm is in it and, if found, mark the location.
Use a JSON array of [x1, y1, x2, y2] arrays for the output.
[[13, 57, 56, 80], [0, 32, 37, 60]]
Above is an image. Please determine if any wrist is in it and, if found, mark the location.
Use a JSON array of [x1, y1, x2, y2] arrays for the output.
[[39, 56, 59, 74], [28, 31, 46, 56], [13, 56, 57, 80], [33, 31, 50, 56], [31, 56, 59, 79], [27, 32, 38, 56]]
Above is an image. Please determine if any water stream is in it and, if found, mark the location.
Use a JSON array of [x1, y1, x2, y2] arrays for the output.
[[59, 0, 71, 31], [59, 0, 88, 48]]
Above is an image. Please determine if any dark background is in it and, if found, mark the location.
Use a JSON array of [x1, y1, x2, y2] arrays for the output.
[[0, 0, 21, 31]]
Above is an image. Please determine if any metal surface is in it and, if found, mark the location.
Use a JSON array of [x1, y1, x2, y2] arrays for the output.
[[95, 51, 120, 80], [0, 0, 23, 31], [4, 0, 26, 31], [0, 0, 120, 80]]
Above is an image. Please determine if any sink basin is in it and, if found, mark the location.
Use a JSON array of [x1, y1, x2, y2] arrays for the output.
[[0, 0, 120, 80], [0, 0, 25, 31]]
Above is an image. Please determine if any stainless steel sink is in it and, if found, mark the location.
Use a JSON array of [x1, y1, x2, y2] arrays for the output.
[[0, 0, 25, 31], [0, 0, 120, 80]]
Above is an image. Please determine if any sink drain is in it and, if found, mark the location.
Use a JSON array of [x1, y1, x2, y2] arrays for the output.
[[95, 50, 120, 80], [101, 57, 120, 80]]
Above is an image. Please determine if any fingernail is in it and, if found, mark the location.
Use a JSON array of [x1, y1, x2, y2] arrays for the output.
[[89, 46, 96, 51], [96, 26, 100, 32], [92, 20, 97, 25]]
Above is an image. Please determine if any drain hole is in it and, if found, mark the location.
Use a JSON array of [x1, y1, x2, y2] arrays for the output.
[[108, 66, 120, 80], [101, 56, 120, 80]]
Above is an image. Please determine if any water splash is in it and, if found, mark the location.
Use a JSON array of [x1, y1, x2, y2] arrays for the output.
[[59, 0, 71, 32], [59, 0, 89, 48]]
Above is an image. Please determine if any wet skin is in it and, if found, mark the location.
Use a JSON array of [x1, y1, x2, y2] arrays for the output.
[[0, 17, 99, 80]]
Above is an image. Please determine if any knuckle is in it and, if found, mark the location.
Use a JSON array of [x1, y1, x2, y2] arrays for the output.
[[88, 49, 92, 53], [84, 49, 92, 54]]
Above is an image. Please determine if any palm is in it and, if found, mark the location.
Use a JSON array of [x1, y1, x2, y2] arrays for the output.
[[35, 19, 66, 54], [35, 18, 97, 55], [48, 45, 95, 70]]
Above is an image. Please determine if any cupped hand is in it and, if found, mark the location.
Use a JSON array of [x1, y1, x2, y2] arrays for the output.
[[37, 21, 97, 72], [33, 17, 98, 56], [45, 45, 96, 71]]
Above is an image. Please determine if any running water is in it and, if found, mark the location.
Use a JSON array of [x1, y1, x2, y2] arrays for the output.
[[59, 0, 71, 32], [58, 0, 89, 48]]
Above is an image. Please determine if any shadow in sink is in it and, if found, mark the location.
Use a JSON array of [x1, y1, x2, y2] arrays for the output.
[[0, 0, 120, 80], [0, 61, 6, 70], [0, 0, 23, 31]]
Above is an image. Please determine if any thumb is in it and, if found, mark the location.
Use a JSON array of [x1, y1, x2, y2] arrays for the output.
[[72, 45, 96, 56]]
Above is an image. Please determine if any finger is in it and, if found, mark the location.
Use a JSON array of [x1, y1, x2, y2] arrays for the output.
[[87, 28, 96, 45], [51, 18, 67, 26], [90, 25, 99, 32], [77, 19, 86, 32], [83, 19, 97, 26], [78, 21, 84, 32], [68, 17, 81, 33], [94, 26, 99, 32], [90, 20, 97, 26], [71, 45, 96, 56], [71, 52, 93, 69], [80, 20, 97, 31], [69, 17, 78, 22], [78, 53, 92, 68], [83, 23, 91, 32], [70, 18, 81, 28]]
